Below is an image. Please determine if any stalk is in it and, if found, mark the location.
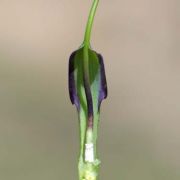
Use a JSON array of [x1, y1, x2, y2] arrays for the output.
[[79, 1, 100, 180], [83, 0, 99, 47]]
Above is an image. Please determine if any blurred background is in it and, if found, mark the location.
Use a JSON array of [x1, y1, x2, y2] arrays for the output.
[[0, 0, 180, 179]]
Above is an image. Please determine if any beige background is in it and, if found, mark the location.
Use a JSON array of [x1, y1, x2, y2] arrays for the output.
[[0, 0, 180, 179]]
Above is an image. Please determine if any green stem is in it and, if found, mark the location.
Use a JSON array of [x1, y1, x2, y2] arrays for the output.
[[79, 1, 100, 180], [82, 0, 100, 130], [83, 0, 99, 47]]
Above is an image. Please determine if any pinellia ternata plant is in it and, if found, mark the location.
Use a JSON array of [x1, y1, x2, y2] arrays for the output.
[[68, 0, 107, 180]]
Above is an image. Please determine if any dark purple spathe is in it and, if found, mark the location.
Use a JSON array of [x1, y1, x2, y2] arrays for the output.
[[97, 53, 108, 108], [68, 51, 80, 110], [68, 49, 107, 113]]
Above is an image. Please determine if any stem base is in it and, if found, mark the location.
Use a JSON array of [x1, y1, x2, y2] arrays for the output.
[[79, 159, 100, 180]]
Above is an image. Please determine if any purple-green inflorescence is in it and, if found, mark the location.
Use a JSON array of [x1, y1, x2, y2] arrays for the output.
[[69, 49, 107, 127], [68, 0, 107, 179]]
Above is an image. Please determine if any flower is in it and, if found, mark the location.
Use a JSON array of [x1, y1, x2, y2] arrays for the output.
[[68, 47, 107, 126]]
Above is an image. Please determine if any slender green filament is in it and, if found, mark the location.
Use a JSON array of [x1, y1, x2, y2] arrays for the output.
[[84, 0, 99, 47]]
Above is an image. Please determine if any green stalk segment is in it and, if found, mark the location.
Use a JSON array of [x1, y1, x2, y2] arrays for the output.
[[79, 0, 100, 180], [83, 0, 99, 47]]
